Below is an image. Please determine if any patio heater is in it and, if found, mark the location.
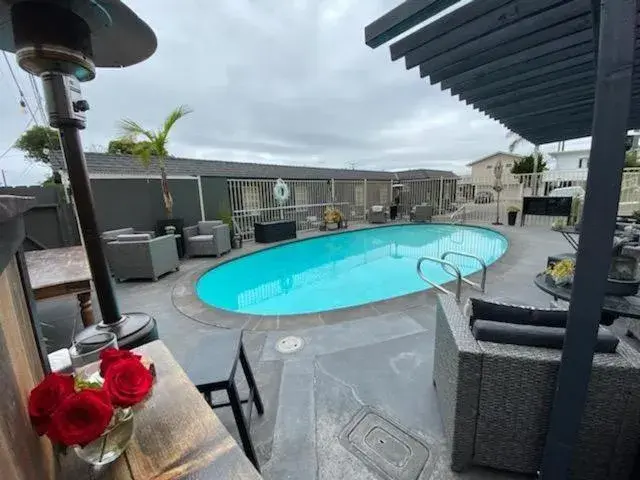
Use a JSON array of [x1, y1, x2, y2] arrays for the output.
[[0, 0, 158, 348]]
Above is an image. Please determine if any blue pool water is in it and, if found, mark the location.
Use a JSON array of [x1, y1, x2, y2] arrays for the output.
[[196, 224, 508, 315]]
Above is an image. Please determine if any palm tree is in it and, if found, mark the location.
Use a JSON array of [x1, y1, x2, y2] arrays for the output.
[[507, 131, 525, 153], [118, 105, 192, 218]]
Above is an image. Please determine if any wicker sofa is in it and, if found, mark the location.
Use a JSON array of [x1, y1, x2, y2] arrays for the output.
[[433, 294, 640, 479], [105, 233, 179, 282], [101, 227, 154, 244], [183, 221, 231, 257]]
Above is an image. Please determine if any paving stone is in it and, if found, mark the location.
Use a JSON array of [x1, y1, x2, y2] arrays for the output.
[[262, 360, 317, 480]]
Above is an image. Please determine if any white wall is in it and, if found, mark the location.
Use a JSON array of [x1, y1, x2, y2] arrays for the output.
[[550, 150, 590, 171]]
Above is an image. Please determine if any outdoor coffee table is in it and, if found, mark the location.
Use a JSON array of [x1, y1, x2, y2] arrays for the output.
[[25, 245, 94, 327], [534, 272, 640, 326], [554, 226, 580, 250]]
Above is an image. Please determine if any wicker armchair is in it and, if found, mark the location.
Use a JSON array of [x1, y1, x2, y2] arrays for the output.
[[106, 234, 179, 282], [183, 221, 231, 257], [412, 204, 433, 222], [433, 294, 640, 479], [368, 205, 387, 224]]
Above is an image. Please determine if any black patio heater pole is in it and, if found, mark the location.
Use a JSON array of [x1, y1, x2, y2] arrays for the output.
[[2, 0, 158, 348], [540, 0, 636, 478]]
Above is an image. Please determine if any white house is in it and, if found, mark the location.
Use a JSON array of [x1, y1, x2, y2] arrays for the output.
[[547, 149, 591, 171]]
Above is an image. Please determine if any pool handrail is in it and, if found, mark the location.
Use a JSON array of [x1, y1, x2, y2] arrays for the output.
[[441, 251, 487, 293], [416, 256, 462, 303]]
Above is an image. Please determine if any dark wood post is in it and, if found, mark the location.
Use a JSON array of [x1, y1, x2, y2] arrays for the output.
[[540, 0, 637, 478]]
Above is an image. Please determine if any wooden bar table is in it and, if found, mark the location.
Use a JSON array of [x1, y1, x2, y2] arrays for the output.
[[25, 246, 94, 326], [60, 341, 262, 479]]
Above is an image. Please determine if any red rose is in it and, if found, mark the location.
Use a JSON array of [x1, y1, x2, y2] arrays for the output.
[[99, 347, 142, 378], [103, 358, 153, 407], [47, 389, 113, 447], [28, 373, 75, 435]]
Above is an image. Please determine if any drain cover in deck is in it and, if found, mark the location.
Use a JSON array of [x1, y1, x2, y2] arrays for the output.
[[339, 407, 429, 480], [275, 335, 304, 353]]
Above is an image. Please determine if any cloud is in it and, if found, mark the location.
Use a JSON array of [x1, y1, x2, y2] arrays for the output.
[[0, 0, 592, 186]]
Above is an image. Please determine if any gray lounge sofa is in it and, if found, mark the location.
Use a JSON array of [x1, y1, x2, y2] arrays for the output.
[[183, 221, 231, 257], [433, 294, 640, 479], [101, 227, 155, 243], [368, 205, 387, 224], [411, 204, 433, 222], [105, 233, 179, 282]]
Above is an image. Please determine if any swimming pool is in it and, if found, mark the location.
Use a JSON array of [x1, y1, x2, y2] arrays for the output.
[[196, 224, 508, 315]]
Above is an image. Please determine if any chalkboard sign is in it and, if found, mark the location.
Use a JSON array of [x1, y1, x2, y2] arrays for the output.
[[521, 196, 572, 226]]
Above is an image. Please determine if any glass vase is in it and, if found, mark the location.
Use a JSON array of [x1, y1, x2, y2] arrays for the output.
[[74, 408, 134, 466]]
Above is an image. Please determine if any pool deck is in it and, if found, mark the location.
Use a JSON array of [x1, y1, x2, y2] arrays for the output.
[[36, 222, 640, 480]]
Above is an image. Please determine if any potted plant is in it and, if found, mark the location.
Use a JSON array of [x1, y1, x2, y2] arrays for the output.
[[507, 206, 520, 226], [118, 105, 192, 228], [324, 207, 342, 230], [551, 218, 566, 231], [546, 258, 575, 286], [569, 194, 584, 226], [218, 210, 240, 247]]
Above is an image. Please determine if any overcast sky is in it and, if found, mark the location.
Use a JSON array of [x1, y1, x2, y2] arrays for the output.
[[0, 0, 591, 186]]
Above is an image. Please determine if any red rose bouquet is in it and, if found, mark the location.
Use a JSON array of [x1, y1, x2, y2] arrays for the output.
[[28, 348, 154, 465]]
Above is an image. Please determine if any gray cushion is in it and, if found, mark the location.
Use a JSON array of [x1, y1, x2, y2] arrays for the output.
[[116, 233, 152, 242], [472, 320, 619, 353], [468, 298, 568, 328], [102, 227, 134, 240], [198, 221, 223, 235], [189, 234, 213, 243]]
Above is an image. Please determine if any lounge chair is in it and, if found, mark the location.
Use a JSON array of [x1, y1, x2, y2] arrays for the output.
[[433, 294, 640, 479], [368, 205, 387, 224], [183, 220, 231, 257], [411, 204, 433, 222]]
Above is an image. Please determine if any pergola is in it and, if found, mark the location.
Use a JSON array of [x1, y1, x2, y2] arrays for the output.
[[366, 0, 639, 478]]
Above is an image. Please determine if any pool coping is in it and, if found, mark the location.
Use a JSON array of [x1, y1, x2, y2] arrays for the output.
[[171, 222, 516, 331]]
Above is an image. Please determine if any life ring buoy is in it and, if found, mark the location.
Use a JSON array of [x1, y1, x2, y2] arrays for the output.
[[274, 178, 290, 204]]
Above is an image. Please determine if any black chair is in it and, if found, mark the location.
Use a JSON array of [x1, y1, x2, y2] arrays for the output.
[[183, 330, 264, 470]]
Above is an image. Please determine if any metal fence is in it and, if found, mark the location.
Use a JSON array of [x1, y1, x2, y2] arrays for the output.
[[227, 169, 640, 239], [453, 168, 640, 225], [228, 178, 352, 240]]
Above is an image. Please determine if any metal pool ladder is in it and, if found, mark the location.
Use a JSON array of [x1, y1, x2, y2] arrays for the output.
[[416, 251, 487, 303]]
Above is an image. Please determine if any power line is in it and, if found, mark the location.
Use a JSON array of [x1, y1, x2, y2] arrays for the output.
[[15, 162, 37, 184], [1, 51, 40, 125], [27, 73, 47, 124], [0, 118, 33, 161]]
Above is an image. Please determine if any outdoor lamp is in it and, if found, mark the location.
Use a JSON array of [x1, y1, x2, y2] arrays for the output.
[[0, 0, 159, 348]]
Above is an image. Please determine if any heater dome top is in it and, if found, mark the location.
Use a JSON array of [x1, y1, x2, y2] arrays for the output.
[[0, 0, 156, 69]]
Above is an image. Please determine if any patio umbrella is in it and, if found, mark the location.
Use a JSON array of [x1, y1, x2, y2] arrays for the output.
[[492, 159, 503, 225]]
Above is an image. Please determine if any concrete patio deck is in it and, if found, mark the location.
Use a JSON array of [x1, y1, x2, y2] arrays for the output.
[[35, 223, 640, 480]]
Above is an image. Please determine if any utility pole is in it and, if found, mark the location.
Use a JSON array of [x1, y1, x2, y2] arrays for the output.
[[1, 169, 6, 187]]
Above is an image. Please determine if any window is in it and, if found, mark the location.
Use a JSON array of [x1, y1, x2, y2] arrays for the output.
[[578, 157, 589, 169], [241, 185, 260, 211], [294, 184, 309, 211], [379, 187, 389, 205], [355, 184, 365, 206], [486, 164, 493, 169], [506, 163, 512, 167]]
